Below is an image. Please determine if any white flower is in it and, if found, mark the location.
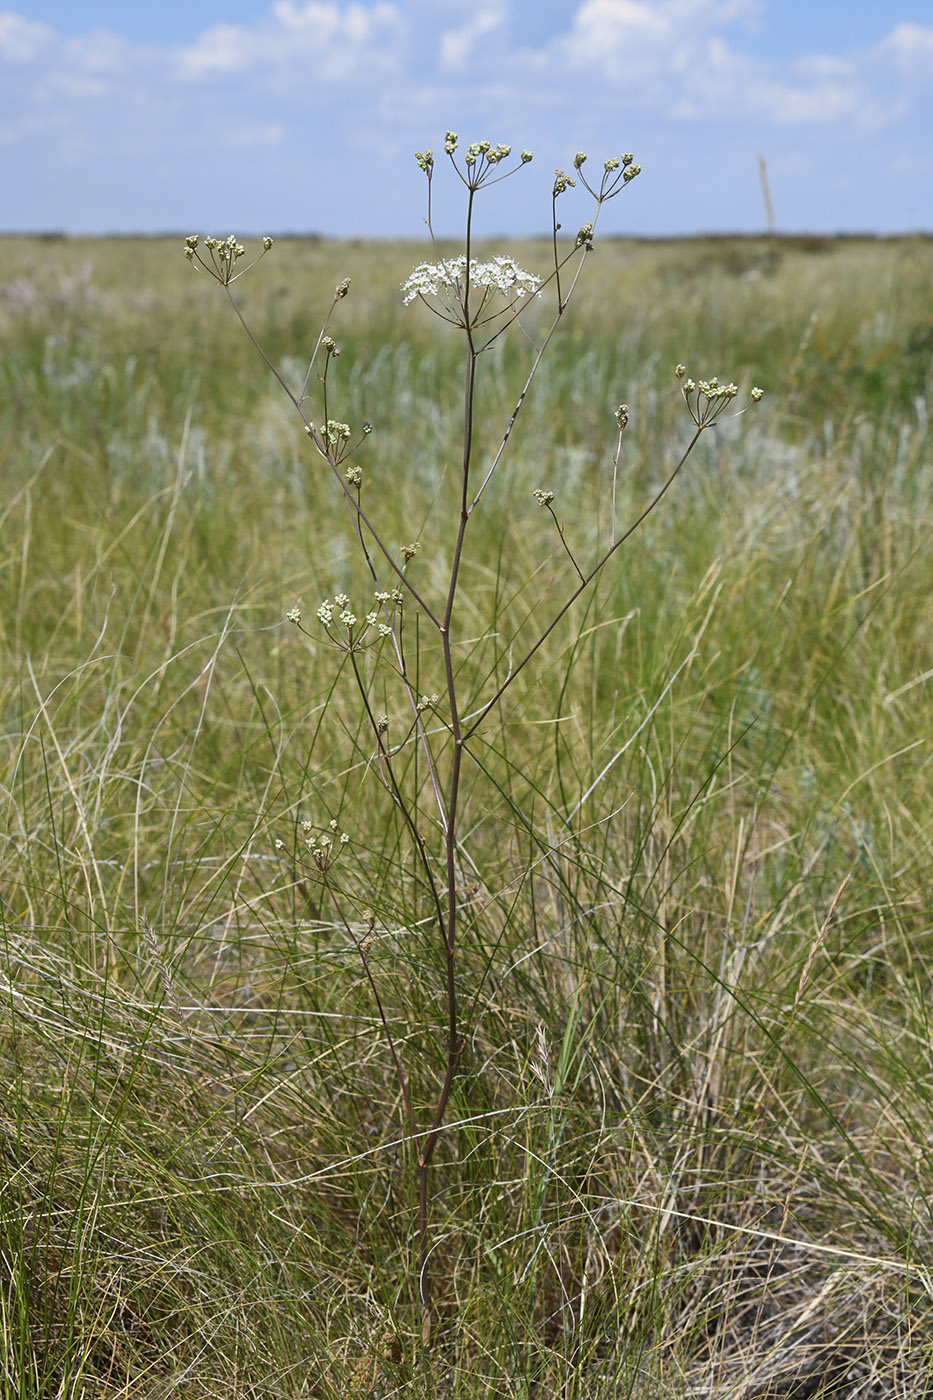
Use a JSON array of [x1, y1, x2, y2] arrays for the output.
[[402, 255, 539, 307]]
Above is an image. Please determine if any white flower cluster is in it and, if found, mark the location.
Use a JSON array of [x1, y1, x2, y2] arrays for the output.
[[402, 255, 539, 307], [317, 590, 399, 651], [300, 818, 350, 875]]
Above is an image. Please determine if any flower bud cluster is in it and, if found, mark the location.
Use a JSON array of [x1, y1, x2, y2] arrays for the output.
[[306, 418, 369, 466], [300, 818, 350, 875], [676, 366, 765, 428], [439, 134, 529, 190], [317, 590, 399, 651], [571, 152, 641, 205], [183, 233, 272, 285], [464, 140, 511, 167], [533, 489, 555, 507], [324, 421, 350, 446]]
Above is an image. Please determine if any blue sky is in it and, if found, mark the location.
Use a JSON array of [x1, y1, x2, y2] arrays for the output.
[[2, 1, 931, 238]]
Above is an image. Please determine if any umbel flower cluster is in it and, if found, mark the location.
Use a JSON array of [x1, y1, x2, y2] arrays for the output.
[[675, 364, 764, 428], [402, 254, 540, 328], [183, 233, 273, 286], [402, 254, 539, 306]]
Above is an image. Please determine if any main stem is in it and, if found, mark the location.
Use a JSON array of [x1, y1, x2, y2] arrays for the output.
[[417, 279, 479, 1342]]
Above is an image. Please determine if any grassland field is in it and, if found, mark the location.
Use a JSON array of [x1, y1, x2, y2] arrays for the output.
[[1, 230, 932, 1397]]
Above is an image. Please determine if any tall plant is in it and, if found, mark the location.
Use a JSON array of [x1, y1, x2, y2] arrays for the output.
[[184, 134, 762, 1342]]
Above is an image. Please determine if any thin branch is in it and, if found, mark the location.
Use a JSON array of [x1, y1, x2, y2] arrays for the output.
[[463, 426, 704, 740]]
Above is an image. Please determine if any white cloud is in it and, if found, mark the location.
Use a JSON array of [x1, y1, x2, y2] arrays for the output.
[[559, 0, 762, 76], [175, 2, 403, 80], [176, 23, 251, 77], [0, 12, 53, 62], [757, 79, 859, 125], [566, 0, 672, 59], [440, 7, 505, 71], [275, 0, 397, 43], [532, 1, 925, 134], [875, 22, 933, 77]]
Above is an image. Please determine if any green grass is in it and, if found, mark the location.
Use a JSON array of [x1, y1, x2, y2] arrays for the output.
[[1, 231, 932, 1396]]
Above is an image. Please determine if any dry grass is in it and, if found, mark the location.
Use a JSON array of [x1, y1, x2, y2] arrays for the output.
[[0, 231, 932, 1395]]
